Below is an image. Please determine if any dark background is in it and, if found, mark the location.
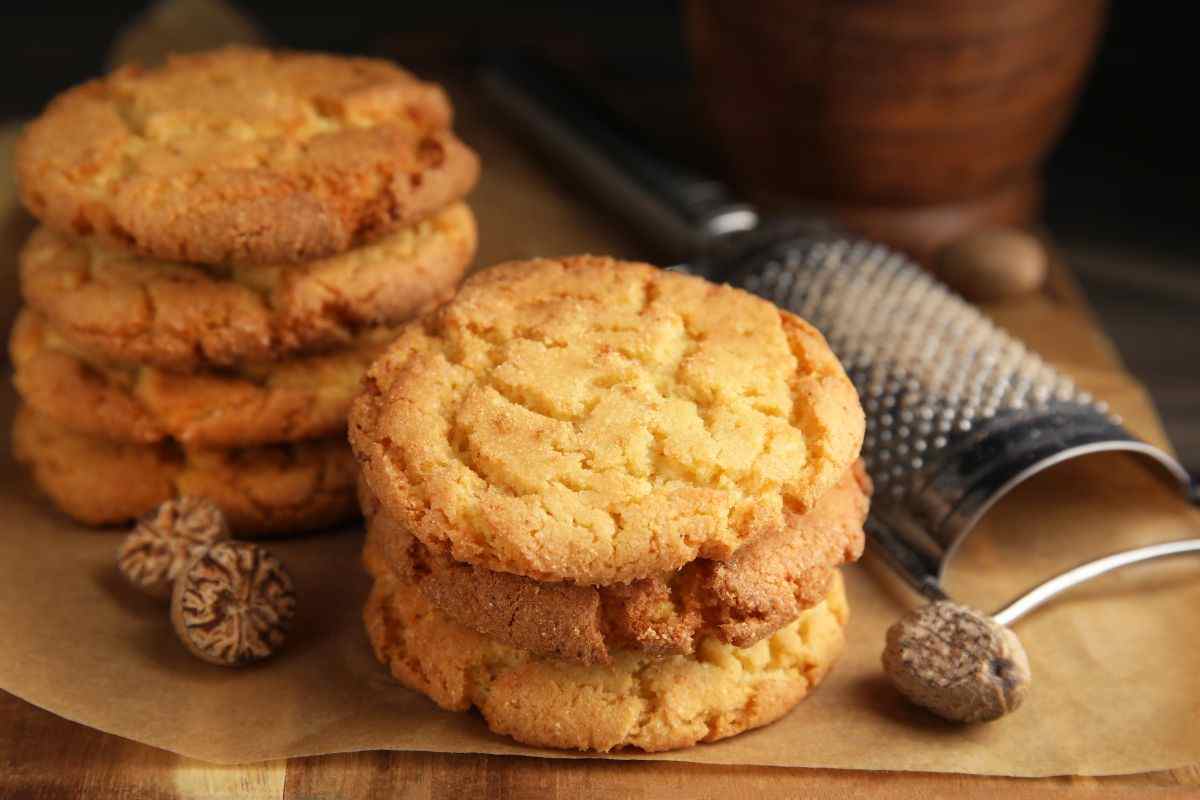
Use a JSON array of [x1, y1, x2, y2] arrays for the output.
[[3, 1, 1197, 465], [3, 3, 1196, 243]]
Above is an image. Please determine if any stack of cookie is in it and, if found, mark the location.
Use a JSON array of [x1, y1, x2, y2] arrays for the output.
[[10, 47, 479, 536], [351, 257, 870, 752]]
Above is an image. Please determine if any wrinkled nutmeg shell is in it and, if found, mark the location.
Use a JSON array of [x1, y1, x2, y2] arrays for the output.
[[883, 601, 1031, 723], [117, 496, 230, 599], [170, 541, 295, 667]]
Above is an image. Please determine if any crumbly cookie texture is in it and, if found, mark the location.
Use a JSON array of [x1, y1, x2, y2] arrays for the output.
[[350, 256, 865, 584], [12, 406, 357, 536], [19, 203, 475, 371], [362, 462, 868, 664], [364, 567, 848, 753], [16, 46, 479, 265], [12, 310, 398, 447]]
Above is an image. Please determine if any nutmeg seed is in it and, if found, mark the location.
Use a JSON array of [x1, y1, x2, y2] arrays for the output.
[[170, 540, 295, 667], [883, 601, 1031, 723], [117, 496, 230, 599], [935, 228, 1047, 302]]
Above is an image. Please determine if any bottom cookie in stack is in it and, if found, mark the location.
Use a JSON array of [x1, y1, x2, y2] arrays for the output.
[[12, 406, 356, 537], [359, 463, 869, 752], [366, 566, 847, 753], [9, 309, 377, 537]]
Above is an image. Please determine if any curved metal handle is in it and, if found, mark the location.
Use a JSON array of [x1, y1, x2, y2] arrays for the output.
[[992, 538, 1200, 626]]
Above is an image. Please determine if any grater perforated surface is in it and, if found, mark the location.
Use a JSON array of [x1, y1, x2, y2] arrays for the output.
[[726, 235, 1189, 594], [741, 238, 1109, 497]]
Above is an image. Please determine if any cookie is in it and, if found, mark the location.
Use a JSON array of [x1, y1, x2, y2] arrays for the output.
[[363, 462, 868, 664], [12, 310, 396, 447], [16, 47, 480, 265], [20, 203, 475, 371], [364, 566, 848, 753], [12, 406, 357, 536], [350, 256, 865, 585]]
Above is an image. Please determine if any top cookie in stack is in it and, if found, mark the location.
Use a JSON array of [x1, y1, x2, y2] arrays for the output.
[[351, 256, 869, 752], [11, 47, 480, 536]]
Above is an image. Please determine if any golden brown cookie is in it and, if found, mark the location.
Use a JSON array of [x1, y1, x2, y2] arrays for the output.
[[364, 567, 848, 753], [350, 256, 865, 585], [363, 462, 868, 664], [12, 310, 396, 447], [12, 406, 357, 536], [20, 203, 475, 371], [16, 47, 480, 265]]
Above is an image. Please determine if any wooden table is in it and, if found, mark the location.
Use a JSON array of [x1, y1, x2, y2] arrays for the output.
[[1, 684, 1197, 799]]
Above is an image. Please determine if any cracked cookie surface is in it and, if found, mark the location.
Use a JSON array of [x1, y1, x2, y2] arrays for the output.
[[350, 256, 865, 584], [16, 47, 479, 265], [364, 565, 848, 752], [362, 462, 868, 664], [12, 310, 398, 447], [12, 405, 357, 536], [19, 203, 474, 371]]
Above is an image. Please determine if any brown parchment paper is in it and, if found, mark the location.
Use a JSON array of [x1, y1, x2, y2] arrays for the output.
[[2, 23, 1199, 777], [1, 373, 1198, 775]]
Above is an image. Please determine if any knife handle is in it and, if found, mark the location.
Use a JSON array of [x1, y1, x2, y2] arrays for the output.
[[480, 53, 759, 260]]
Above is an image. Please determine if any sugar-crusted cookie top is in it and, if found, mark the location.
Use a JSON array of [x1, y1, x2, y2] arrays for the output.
[[350, 256, 865, 584], [16, 47, 479, 265]]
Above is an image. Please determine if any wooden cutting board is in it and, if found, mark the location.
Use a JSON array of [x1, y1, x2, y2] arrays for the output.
[[1, 83, 1197, 799]]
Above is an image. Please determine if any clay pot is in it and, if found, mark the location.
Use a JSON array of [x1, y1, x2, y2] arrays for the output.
[[685, 0, 1107, 256]]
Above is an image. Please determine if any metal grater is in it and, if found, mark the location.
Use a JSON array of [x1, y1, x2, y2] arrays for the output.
[[729, 235, 1192, 599]]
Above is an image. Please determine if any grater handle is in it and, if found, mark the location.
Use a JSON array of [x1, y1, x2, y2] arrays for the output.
[[480, 53, 759, 261], [992, 538, 1200, 626]]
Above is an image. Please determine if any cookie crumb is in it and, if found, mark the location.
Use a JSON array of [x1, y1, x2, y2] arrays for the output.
[[882, 601, 1031, 723], [170, 541, 295, 666], [117, 496, 229, 599]]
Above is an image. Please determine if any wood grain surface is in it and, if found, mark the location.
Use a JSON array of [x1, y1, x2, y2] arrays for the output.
[[2, 686, 1197, 799]]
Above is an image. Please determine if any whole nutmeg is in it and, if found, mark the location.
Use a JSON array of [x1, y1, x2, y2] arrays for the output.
[[935, 228, 1047, 303], [883, 601, 1031, 723], [117, 496, 230, 599], [171, 541, 296, 667]]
